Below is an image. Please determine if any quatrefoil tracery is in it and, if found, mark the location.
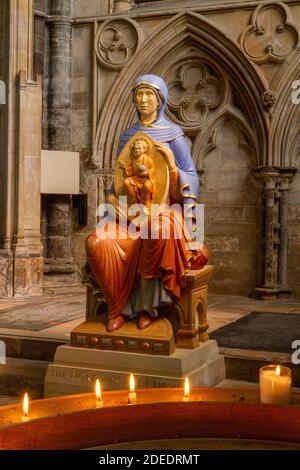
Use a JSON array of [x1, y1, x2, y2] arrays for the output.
[[240, 3, 299, 64], [167, 62, 223, 126], [95, 19, 140, 70]]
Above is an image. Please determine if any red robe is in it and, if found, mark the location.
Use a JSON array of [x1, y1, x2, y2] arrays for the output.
[[86, 209, 207, 320]]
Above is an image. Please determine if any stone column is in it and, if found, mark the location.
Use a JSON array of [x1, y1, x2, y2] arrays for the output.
[[253, 167, 281, 298], [0, 0, 10, 296], [43, 0, 77, 285], [253, 167, 296, 299], [278, 168, 297, 292], [0, 0, 43, 296], [48, 1, 72, 150], [0, 1, 8, 251], [34, 1, 47, 76]]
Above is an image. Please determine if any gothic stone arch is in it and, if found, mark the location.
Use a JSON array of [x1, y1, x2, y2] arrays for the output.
[[93, 10, 269, 170], [92, 9, 282, 297]]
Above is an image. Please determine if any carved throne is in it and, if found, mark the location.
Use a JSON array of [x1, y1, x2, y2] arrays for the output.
[[71, 263, 214, 356]]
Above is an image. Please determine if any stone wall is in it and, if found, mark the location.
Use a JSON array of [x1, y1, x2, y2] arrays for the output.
[[201, 120, 259, 295], [71, 25, 93, 153]]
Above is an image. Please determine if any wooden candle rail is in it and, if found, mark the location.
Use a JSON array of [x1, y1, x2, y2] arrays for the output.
[[0, 387, 300, 449]]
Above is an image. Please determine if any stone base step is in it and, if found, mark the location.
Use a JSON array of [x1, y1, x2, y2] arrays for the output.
[[0, 357, 49, 399], [0, 334, 68, 361], [44, 341, 225, 397], [221, 348, 300, 387]]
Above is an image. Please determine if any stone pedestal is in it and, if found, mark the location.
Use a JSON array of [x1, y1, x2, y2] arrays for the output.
[[44, 340, 225, 397]]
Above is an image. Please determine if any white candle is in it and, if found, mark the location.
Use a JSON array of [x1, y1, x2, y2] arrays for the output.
[[183, 377, 190, 402], [128, 374, 137, 404], [260, 365, 291, 405], [21, 392, 30, 422], [95, 379, 103, 408]]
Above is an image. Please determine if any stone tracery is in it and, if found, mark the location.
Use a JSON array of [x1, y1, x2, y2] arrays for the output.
[[95, 18, 142, 70], [239, 3, 299, 64], [167, 61, 224, 128]]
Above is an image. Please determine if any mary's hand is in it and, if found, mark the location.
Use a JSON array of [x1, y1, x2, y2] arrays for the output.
[[154, 142, 176, 171]]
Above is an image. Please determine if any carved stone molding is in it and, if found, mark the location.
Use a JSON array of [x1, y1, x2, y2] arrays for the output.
[[254, 168, 281, 189], [96, 171, 115, 208], [261, 89, 277, 115], [239, 3, 299, 64], [279, 170, 296, 191], [192, 109, 258, 170], [166, 60, 226, 129], [95, 18, 142, 70], [113, 0, 135, 13]]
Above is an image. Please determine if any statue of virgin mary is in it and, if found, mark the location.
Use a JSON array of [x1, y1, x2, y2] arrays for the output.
[[85, 74, 208, 332]]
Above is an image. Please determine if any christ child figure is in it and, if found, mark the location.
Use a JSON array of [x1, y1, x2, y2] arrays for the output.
[[118, 138, 154, 211]]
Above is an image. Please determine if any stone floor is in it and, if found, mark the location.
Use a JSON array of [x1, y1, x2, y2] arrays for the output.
[[0, 288, 299, 405], [0, 287, 299, 341], [208, 293, 300, 332], [0, 286, 86, 341]]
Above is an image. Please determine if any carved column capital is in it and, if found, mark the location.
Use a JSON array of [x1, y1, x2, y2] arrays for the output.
[[278, 167, 297, 190], [96, 171, 115, 209], [253, 167, 281, 189], [102, 173, 114, 191]]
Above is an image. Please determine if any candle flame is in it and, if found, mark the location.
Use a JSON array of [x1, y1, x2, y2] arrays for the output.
[[95, 379, 102, 401], [275, 365, 281, 376], [23, 393, 29, 417], [184, 377, 190, 398], [130, 374, 135, 392]]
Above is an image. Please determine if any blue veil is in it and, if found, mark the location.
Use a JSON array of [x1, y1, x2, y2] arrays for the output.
[[117, 74, 199, 204]]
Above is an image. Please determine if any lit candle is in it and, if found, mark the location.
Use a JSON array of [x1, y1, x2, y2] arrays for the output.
[[128, 374, 137, 404], [95, 379, 103, 408], [21, 393, 30, 422], [260, 364, 292, 405], [183, 377, 190, 402]]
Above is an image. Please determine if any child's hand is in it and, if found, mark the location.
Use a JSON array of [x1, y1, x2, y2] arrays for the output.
[[118, 160, 126, 169], [137, 164, 149, 176]]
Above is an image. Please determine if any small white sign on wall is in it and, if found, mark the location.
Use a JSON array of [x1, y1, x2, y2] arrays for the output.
[[41, 150, 80, 194]]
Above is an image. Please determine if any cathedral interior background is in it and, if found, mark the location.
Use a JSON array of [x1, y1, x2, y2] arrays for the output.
[[0, 0, 300, 451], [1, 0, 300, 299]]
